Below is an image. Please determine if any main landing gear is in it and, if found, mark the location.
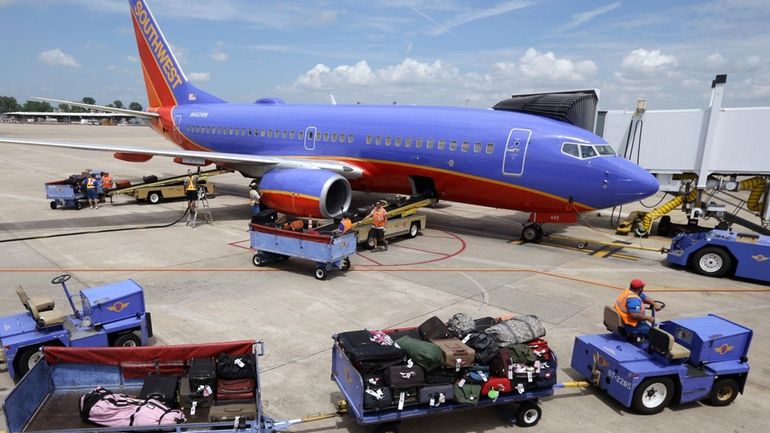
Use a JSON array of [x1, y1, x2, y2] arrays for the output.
[[521, 223, 544, 242]]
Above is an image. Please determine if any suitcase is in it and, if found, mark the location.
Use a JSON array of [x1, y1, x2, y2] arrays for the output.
[[337, 330, 407, 373], [180, 376, 213, 408], [474, 317, 497, 332], [425, 368, 456, 384], [363, 386, 392, 410], [392, 387, 419, 410], [216, 353, 257, 380], [189, 357, 217, 396], [216, 378, 255, 401], [139, 374, 179, 408], [419, 384, 454, 406], [386, 364, 425, 388], [481, 377, 512, 396], [208, 403, 257, 422], [142, 175, 159, 183], [489, 348, 514, 379], [431, 338, 475, 369], [418, 316, 452, 340], [388, 328, 421, 341], [466, 365, 490, 384], [251, 208, 277, 225], [464, 332, 499, 364]]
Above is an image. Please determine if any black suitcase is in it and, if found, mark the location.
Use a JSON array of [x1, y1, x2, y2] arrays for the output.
[[425, 368, 457, 384], [388, 329, 422, 341], [143, 175, 159, 183], [180, 376, 213, 408], [363, 386, 392, 410], [419, 384, 454, 406], [418, 316, 452, 340], [392, 387, 419, 410], [337, 330, 407, 373], [189, 357, 217, 395], [474, 317, 497, 332], [386, 364, 425, 388], [140, 374, 179, 408], [251, 208, 277, 225]]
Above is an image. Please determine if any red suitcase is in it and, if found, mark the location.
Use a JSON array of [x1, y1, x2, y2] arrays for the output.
[[215, 378, 255, 401], [481, 377, 512, 396]]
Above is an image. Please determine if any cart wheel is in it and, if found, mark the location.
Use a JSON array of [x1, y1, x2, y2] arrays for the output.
[[341, 257, 351, 271], [631, 377, 674, 415], [50, 201, 57, 210], [73, 201, 81, 210], [708, 378, 739, 406], [515, 401, 542, 427], [315, 267, 327, 280], [112, 332, 141, 347], [13, 346, 44, 379], [252, 254, 265, 267], [577, 241, 586, 249], [408, 222, 420, 238], [147, 191, 163, 204]]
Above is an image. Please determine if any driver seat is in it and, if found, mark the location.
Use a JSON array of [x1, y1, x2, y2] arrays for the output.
[[603, 305, 627, 337], [28, 302, 66, 328], [648, 328, 691, 361], [15, 285, 55, 313]]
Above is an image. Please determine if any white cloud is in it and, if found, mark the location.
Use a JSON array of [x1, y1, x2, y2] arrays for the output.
[[420, 1, 533, 36], [735, 55, 762, 73], [38, 48, 81, 67], [210, 51, 229, 62], [561, 1, 621, 31], [512, 48, 598, 81], [188, 72, 211, 82], [704, 52, 727, 69], [125, 56, 138, 63], [617, 48, 678, 79]]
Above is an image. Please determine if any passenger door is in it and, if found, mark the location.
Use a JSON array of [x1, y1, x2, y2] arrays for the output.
[[304, 126, 318, 151], [502, 128, 531, 176]]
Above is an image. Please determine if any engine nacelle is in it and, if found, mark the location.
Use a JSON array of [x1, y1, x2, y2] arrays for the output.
[[259, 168, 351, 219]]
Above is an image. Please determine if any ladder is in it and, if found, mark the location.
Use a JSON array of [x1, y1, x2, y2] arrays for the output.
[[186, 187, 213, 228]]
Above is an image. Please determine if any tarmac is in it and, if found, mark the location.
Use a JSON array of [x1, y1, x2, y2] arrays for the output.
[[0, 123, 768, 432]]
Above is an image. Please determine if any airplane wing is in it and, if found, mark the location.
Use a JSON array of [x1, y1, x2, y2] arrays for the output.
[[0, 138, 364, 178], [33, 97, 159, 119]]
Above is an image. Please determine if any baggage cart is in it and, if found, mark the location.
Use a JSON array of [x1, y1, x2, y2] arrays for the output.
[[45, 179, 86, 210], [249, 223, 356, 280], [331, 330, 556, 430]]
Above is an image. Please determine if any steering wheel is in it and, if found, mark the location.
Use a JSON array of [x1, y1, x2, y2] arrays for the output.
[[51, 274, 72, 285], [650, 300, 665, 325]]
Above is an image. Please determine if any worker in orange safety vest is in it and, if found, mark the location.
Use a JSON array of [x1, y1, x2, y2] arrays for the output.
[[614, 279, 662, 335]]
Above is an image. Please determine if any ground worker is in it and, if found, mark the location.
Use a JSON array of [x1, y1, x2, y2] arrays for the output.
[[83, 173, 100, 209], [184, 170, 199, 210], [614, 279, 662, 336], [368, 200, 388, 251], [340, 212, 353, 233], [101, 172, 113, 203], [249, 182, 261, 216]]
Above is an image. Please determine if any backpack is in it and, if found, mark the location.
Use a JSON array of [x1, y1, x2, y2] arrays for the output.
[[463, 332, 500, 364], [485, 315, 546, 345], [447, 313, 475, 338], [216, 352, 257, 379], [79, 387, 186, 427]]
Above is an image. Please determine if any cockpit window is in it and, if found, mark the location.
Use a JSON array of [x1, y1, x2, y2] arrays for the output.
[[562, 143, 580, 158], [595, 144, 616, 155], [580, 145, 598, 158]]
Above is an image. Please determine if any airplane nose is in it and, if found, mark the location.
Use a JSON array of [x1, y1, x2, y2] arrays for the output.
[[616, 166, 659, 201]]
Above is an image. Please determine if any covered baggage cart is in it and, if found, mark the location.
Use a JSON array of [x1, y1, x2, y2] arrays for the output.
[[249, 223, 356, 280]]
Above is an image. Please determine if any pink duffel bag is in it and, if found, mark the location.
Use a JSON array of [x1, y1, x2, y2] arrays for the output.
[[79, 386, 186, 427]]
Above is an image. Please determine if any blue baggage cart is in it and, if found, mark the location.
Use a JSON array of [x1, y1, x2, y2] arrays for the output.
[[331, 330, 557, 430], [249, 223, 357, 280], [45, 179, 85, 210]]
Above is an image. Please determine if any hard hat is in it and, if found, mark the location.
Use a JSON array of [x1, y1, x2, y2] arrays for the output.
[[630, 279, 646, 290]]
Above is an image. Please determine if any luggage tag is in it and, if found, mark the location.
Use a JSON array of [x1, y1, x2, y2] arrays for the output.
[[527, 371, 533, 383], [190, 401, 197, 415], [455, 358, 462, 372], [234, 358, 245, 368], [398, 391, 406, 410], [438, 393, 446, 404], [462, 334, 472, 344], [406, 358, 414, 368], [429, 395, 436, 407], [507, 365, 514, 380], [488, 388, 500, 402], [457, 378, 466, 388], [516, 383, 525, 394], [534, 360, 541, 373], [479, 371, 488, 382]]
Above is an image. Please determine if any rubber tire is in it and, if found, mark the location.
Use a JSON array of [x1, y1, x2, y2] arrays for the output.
[[515, 401, 542, 427], [341, 257, 351, 271], [50, 201, 57, 210], [691, 246, 732, 278], [315, 267, 327, 280], [147, 191, 163, 204], [631, 377, 674, 415], [252, 254, 265, 267], [408, 222, 419, 238], [366, 231, 377, 249], [708, 378, 739, 406], [521, 225, 543, 242], [657, 215, 672, 237], [112, 332, 141, 348], [73, 200, 81, 210], [13, 346, 43, 379]]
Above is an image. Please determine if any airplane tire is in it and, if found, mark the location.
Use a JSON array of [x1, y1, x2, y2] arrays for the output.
[[521, 225, 543, 242], [691, 247, 731, 278]]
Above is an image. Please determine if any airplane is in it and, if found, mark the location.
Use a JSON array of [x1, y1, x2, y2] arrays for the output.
[[0, 0, 658, 242]]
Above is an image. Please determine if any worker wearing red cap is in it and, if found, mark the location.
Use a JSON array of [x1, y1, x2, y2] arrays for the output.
[[614, 279, 661, 335]]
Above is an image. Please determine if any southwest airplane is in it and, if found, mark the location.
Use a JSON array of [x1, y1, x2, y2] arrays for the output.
[[0, 0, 658, 241]]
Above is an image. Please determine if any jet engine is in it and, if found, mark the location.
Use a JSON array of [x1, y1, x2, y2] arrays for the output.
[[258, 168, 352, 219]]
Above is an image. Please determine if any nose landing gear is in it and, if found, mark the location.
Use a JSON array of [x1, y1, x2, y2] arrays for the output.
[[521, 223, 544, 242]]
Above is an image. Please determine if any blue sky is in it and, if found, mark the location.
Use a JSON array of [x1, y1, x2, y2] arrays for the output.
[[1, 0, 769, 110]]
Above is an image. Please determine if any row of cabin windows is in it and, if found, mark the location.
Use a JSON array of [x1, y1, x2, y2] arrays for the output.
[[365, 135, 494, 154], [183, 125, 496, 155]]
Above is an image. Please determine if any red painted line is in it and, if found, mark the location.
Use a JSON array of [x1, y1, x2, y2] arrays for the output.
[[356, 251, 384, 266], [355, 230, 467, 267], [228, 239, 254, 251]]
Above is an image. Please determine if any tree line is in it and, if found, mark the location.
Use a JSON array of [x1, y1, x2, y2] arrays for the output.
[[0, 96, 143, 114]]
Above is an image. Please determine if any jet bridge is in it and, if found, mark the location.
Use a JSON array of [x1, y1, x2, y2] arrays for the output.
[[597, 75, 770, 235]]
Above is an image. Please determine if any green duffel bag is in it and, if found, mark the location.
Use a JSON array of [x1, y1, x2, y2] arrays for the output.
[[395, 336, 445, 372], [453, 382, 481, 406]]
